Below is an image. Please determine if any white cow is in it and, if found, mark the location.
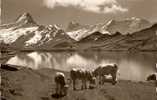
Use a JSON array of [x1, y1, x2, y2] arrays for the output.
[[54, 72, 68, 96], [93, 64, 119, 85]]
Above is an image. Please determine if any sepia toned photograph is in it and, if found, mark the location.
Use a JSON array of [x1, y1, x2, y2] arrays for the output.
[[0, 0, 157, 100]]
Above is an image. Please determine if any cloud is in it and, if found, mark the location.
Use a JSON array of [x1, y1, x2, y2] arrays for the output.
[[43, 0, 128, 14]]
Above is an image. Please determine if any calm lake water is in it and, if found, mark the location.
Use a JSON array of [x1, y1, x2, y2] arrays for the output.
[[6, 51, 157, 81]]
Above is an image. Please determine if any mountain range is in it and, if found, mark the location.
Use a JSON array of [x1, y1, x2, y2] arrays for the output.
[[0, 13, 157, 51]]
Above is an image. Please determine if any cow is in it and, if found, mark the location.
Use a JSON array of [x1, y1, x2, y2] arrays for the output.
[[146, 73, 157, 94], [70, 68, 95, 90], [93, 64, 119, 85], [147, 73, 157, 81], [54, 72, 68, 96]]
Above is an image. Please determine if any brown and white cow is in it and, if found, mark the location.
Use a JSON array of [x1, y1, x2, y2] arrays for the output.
[[70, 68, 95, 90], [93, 64, 119, 85]]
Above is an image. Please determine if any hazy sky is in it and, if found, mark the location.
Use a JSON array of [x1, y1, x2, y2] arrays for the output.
[[2, 0, 157, 28]]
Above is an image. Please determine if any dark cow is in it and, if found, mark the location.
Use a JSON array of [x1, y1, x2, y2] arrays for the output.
[[147, 73, 157, 81], [93, 64, 119, 85], [54, 72, 68, 96], [70, 68, 95, 90], [146, 73, 157, 94]]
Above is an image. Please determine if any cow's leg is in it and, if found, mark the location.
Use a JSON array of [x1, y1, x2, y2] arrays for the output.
[[155, 87, 157, 95], [101, 76, 105, 85], [99, 76, 103, 85], [98, 76, 101, 85], [81, 79, 84, 90], [60, 84, 64, 95], [155, 81, 157, 95], [72, 79, 76, 90], [84, 80, 87, 89], [111, 73, 117, 85], [81, 79, 87, 90], [58, 84, 62, 95], [55, 83, 59, 95], [82, 79, 87, 89]]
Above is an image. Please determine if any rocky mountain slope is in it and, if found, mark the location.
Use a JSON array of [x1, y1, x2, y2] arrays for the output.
[[72, 24, 157, 51], [67, 23, 110, 41], [0, 13, 156, 51], [66, 17, 152, 41], [105, 17, 152, 35]]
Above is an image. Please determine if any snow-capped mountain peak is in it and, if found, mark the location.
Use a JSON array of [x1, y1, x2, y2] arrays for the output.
[[106, 20, 116, 26], [24, 24, 65, 47], [0, 12, 71, 50], [66, 21, 86, 32], [0, 13, 37, 30], [126, 17, 141, 21], [1, 12, 156, 51], [16, 12, 36, 24]]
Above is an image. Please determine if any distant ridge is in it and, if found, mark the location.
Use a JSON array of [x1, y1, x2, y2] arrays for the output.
[[0, 13, 156, 51], [106, 17, 152, 35]]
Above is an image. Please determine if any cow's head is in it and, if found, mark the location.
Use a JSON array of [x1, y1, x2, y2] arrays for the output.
[[93, 66, 101, 77], [114, 64, 118, 69]]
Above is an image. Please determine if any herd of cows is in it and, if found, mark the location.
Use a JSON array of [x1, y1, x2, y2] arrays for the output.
[[54, 64, 157, 96], [1, 63, 156, 97]]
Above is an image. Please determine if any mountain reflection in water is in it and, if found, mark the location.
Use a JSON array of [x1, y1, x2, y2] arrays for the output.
[[7, 51, 157, 81]]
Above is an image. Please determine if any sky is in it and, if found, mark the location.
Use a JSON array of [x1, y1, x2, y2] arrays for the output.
[[1, 0, 157, 28]]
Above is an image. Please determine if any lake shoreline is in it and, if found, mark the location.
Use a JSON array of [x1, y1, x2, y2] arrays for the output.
[[1, 47, 157, 53]]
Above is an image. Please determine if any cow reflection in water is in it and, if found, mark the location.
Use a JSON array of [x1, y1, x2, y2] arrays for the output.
[[93, 64, 119, 85], [70, 68, 96, 90]]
